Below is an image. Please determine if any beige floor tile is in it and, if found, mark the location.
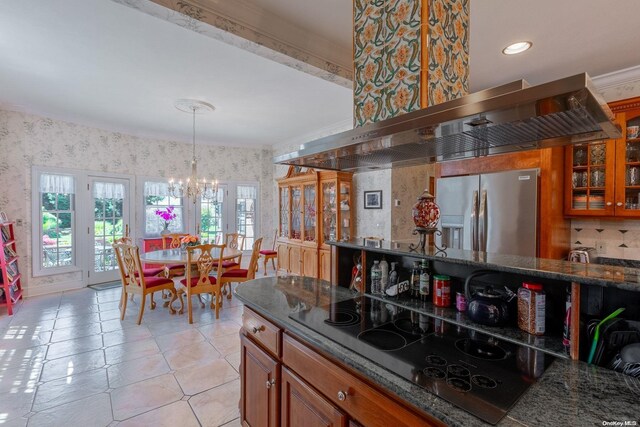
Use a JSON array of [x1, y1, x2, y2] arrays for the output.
[[174, 358, 238, 396], [108, 353, 170, 389], [155, 328, 205, 353], [104, 338, 161, 365], [110, 373, 183, 421], [39, 348, 106, 382], [50, 322, 102, 343], [0, 416, 28, 427], [147, 319, 193, 337], [0, 345, 47, 394], [221, 418, 242, 427], [28, 392, 112, 427], [189, 379, 240, 426], [209, 333, 241, 356], [98, 301, 121, 312], [100, 308, 126, 321], [100, 318, 138, 333], [97, 289, 123, 303], [45, 335, 104, 360], [56, 304, 101, 318], [7, 318, 56, 332], [163, 340, 221, 371], [54, 313, 102, 330], [0, 327, 51, 350], [197, 320, 242, 340], [118, 400, 200, 427], [0, 389, 36, 422], [103, 325, 152, 347], [32, 368, 108, 412], [225, 351, 241, 373]]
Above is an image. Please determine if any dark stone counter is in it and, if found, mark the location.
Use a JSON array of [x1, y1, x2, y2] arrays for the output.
[[330, 240, 640, 292], [235, 276, 640, 427]]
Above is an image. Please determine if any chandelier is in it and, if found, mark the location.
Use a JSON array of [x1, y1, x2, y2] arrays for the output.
[[169, 99, 219, 204]]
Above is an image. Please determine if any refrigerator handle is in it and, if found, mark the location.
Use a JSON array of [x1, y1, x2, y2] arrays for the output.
[[479, 190, 487, 251], [471, 190, 478, 251]]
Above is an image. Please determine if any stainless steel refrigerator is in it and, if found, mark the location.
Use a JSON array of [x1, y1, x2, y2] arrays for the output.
[[435, 169, 538, 257]]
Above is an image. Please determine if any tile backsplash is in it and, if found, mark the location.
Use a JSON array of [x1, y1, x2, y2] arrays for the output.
[[571, 219, 640, 261]]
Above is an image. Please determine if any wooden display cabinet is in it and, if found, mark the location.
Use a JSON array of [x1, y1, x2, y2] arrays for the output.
[[277, 167, 353, 281], [565, 97, 640, 217]]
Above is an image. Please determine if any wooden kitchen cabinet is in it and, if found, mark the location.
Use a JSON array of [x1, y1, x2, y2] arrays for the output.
[[565, 97, 640, 217], [277, 167, 353, 280], [240, 334, 280, 427], [240, 307, 442, 427], [319, 249, 331, 282], [281, 367, 347, 427]]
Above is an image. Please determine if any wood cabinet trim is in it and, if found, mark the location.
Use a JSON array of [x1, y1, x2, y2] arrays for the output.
[[243, 307, 282, 357], [240, 333, 280, 427]]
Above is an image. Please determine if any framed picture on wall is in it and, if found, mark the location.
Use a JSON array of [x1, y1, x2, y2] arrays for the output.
[[364, 190, 382, 209]]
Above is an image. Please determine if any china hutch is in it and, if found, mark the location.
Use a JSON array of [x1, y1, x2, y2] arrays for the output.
[[277, 166, 353, 280], [565, 96, 640, 217]]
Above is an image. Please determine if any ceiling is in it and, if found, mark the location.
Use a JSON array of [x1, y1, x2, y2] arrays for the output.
[[1, 0, 640, 148], [0, 0, 353, 148]]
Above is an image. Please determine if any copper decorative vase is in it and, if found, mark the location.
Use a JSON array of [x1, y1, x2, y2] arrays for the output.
[[412, 190, 440, 230]]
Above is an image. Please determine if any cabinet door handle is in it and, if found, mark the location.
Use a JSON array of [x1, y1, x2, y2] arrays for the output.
[[266, 379, 276, 389], [606, 202, 612, 206], [617, 202, 623, 207], [251, 325, 265, 334], [337, 390, 348, 401]]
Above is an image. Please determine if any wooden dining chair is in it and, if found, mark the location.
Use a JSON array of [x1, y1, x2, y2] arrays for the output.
[[259, 229, 278, 275], [212, 233, 244, 272], [220, 238, 262, 301], [162, 233, 189, 277], [113, 242, 177, 324], [179, 243, 226, 324], [113, 237, 165, 308]]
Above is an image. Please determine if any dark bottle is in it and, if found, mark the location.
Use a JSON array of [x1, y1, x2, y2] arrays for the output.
[[410, 261, 421, 298], [419, 259, 431, 301]]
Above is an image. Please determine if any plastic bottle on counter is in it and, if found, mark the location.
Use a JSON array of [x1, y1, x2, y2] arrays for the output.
[[380, 257, 389, 294], [371, 260, 382, 295], [388, 262, 398, 290], [419, 259, 431, 301], [410, 261, 421, 298], [517, 282, 546, 335]]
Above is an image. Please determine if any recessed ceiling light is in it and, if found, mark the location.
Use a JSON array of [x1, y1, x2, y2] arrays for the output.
[[502, 41, 532, 55]]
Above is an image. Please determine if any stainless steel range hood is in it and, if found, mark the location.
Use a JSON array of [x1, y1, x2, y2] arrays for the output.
[[274, 73, 620, 172]]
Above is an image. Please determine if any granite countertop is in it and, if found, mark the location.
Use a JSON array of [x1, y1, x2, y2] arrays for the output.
[[235, 276, 640, 427], [330, 240, 640, 292]]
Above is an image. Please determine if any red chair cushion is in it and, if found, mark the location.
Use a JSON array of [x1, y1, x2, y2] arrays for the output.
[[212, 261, 240, 268], [180, 276, 217, 287], [259, 250, 277, 255], [221, 269, 249, 278], [134, 267, 165, 277], [167, 264, 184, 270], [144, 276, 174, 288]]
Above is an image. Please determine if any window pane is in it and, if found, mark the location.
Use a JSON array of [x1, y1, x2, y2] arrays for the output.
[[236, 185, 257, 248], [41, 192, 74, 269], [144, 186, 184, 236]]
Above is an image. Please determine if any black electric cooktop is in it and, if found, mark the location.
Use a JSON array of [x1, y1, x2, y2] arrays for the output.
[[289, 296, 554, 425]]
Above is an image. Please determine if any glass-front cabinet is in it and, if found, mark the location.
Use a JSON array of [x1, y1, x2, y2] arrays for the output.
[[565, 98, 640, 218], [277, 167, 353, 280], [320, 174, 353, 247]]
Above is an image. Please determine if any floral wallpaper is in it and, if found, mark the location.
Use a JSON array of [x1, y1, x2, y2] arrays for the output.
[[354, 0, 421, 126], [0, 109, 274, 296], [425, 0, 469, 106]]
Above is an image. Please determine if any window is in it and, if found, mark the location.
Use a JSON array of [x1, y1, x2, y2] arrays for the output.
[[143, 181, 184, 237], [38, 173, 76, 271], [236, 185, 257, 248], [200, 188, 225, 244]]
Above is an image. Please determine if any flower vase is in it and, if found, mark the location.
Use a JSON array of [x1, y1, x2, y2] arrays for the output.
[[160, 222, 171, 236]]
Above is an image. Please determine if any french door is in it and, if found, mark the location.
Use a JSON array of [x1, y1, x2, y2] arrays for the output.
[[198, 184, 229, 244], [88, 177, 131, 284]]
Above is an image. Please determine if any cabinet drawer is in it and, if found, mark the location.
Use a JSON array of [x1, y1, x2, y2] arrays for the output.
[[243, 308, 282, 357], [282, 334, 443, 427]]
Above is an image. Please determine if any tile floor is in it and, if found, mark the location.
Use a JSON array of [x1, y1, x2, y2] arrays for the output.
[[0, 263, 277, 426]]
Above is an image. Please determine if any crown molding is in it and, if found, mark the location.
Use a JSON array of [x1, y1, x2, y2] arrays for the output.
[[593, 65, 640, 102]]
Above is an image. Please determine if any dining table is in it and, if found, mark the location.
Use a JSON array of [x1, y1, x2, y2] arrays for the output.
[[140, 247, 243, 314]]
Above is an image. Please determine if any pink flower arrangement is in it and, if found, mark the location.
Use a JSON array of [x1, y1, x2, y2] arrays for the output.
[[154, 206, 177, 222]]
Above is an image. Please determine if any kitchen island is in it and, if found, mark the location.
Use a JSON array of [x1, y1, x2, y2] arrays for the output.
[[235, 276, 639, 426]]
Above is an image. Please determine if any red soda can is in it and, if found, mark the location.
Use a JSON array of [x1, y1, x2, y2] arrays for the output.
[[432, 275, 451, 307]]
